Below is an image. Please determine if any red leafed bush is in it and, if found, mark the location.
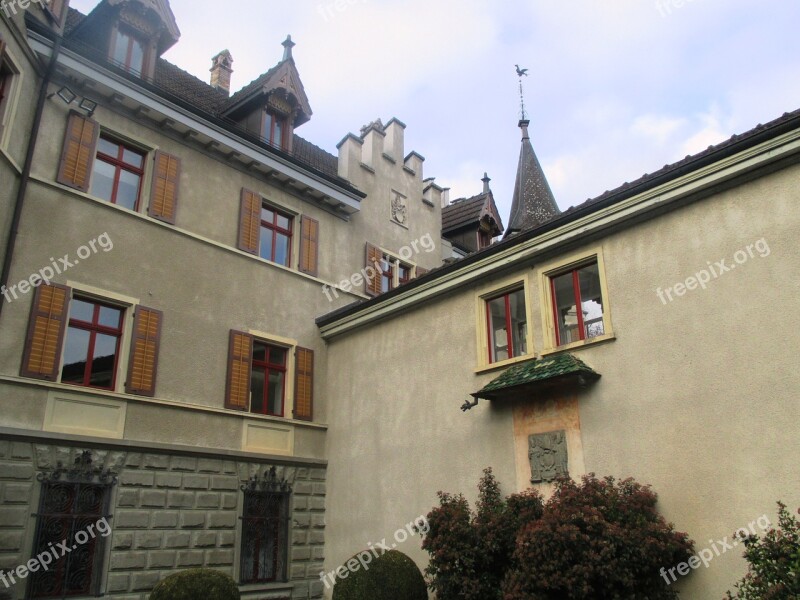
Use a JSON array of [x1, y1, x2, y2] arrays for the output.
[[501, 474, 693, 600]]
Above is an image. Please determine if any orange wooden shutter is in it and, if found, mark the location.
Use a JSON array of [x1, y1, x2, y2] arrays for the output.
[[225, 330, 253, 411], [149, 151, 181, 224], [20, 284, 71, 381], [294, 347, 314, 421], [298, 216, 319, 276], [56, 111, 99, 192], [125, 306, 163, 397], [238, 189, 261, 254], [365, 242, 383, 296]]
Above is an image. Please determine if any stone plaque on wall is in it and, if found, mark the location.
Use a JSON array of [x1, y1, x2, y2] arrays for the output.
[[528, 430, 568, 483]]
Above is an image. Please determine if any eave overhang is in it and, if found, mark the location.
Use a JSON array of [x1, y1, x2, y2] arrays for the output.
[[28, 32, 364, 219], [317, 113, 800, 337]]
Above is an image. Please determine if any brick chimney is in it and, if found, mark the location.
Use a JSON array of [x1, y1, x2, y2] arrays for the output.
[[210, 50, 234, 95]]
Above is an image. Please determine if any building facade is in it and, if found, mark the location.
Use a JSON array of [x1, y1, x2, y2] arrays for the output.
[[0, 2, 798, 600]]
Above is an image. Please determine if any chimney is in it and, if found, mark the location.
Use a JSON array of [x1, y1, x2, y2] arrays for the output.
[[441, 188, 451, 208], [210, 50, 234, 95]]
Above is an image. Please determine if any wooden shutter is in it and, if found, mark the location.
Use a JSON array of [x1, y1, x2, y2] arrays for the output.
[[225, 330, 253, 411], [148, 151, 181, 224], [365, 242, 383, 297], [56, 111, 99, 192], [298, 216, 319, 276], [125, 306, 163, 396], [416, 267, 429, 278], [238, 188, 261, 254], [294, 347, 314, 421], [20, 284, 71, 381]]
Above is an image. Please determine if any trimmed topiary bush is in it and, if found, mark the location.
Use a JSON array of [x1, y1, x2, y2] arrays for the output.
[[332, 549, 427, 600], [149, 568, 240, 600]]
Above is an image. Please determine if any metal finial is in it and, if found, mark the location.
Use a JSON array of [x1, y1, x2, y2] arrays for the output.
[[282, 35, 296, 61], [516, 64, 529, 121]]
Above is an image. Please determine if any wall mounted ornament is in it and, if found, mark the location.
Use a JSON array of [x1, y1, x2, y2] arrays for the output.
[[528, 430, 568, 483]]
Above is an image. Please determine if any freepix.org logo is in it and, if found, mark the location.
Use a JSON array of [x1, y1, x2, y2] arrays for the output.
[[0, 0, 47, 18]]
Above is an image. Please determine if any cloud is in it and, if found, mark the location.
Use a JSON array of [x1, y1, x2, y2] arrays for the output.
[[631, 115, 688, 145]]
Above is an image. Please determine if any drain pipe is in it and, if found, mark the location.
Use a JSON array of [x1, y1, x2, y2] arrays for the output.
[[0, 24, 64, 322]]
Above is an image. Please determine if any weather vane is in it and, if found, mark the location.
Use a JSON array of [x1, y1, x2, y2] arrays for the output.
[[515, 64, 529, 121]]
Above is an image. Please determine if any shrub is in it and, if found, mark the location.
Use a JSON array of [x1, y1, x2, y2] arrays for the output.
[[332, 549, 427, 600], [725, 502, 800, 600], [502, 474, 693, 600], [421, 468, 543, 600], [149, 568, 240, 600]]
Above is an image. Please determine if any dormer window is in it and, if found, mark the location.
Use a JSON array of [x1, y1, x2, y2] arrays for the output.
[[263, 111, 288, 150], [111, 28, 146, 76]]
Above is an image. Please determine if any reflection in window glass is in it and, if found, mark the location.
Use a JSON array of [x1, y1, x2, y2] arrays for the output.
[[550, 261, 606, 346], [250, 342, 287, 417], [61, 298, 122, 390], [487, 288, 527, 363]]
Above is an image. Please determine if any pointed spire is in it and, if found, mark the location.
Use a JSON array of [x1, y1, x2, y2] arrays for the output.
[[505, 119, 560, 237], [282, 35, 295, 61], [482, 172, 491, 194]]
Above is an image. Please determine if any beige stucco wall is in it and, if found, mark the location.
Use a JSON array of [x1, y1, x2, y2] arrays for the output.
[[321, 158, 800, 598]]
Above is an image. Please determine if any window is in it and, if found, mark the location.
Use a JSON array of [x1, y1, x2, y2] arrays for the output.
[[478, 230, 492, 250], [225, 332, 314, 420], [549, 260, 606, 346], [90, 137, 145, 211], [250, 341, 287, 417], [263, 111, 287, 149], [61, 298, 123, 390], [0, 43, 17, 141], [259, 206, 293, 267], [379, 255, 394, 292], [21, 284, 163, 394], [486, 288, 528, 363], [111, 28, 146, 75], [29, 452, 113, 599], [240, 472, 290, 584]]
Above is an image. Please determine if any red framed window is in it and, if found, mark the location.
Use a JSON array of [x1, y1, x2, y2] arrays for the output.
[[379, 255, 394, 292], [90, 137, 145, 211], [486, 288, 528, 363], [111, 28, 146, 75], [263, 111, 288, 150], [250, 342, 287, 417], [550, 261, 606, 346], [61, 298, 123, 390], [259, 206, 293, 267]]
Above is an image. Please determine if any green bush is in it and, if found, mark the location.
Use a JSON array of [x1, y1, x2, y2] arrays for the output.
[[332, 549, 427, 600], [725, 502, 800, 600], [149, 568, 240, 600]]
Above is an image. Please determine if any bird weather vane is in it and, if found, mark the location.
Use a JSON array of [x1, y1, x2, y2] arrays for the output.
[[515, 64, 529, 121]]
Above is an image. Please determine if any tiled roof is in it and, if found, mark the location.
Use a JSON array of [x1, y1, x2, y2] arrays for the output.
[[474, 354, 600, 401], [442, 194, 487, 232], [224, 64, 282, 109], [62, 7, 342, 181]]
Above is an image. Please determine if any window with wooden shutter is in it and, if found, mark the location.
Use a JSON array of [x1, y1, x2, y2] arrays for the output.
[[21, 284, 71, 381], [298, 216, 319, 276], [238, 189, 261, 254], [126, 306, 162, 396], [148, 151, 180, 224], [293, 347, 313, 421], [57, 112, 100, 192], [365, 243, 383, 296], [225, 330, 253, 411]]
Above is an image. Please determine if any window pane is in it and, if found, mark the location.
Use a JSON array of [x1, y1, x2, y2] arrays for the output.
[[98, 306, 121, 329], [129, 37, 144, 74], [250, 367, 265, 414], [488, 296, 508, 362], [259, 226, 274, 261], [276, 214, 290, 230], [508, 289, 528, 357], [112, 31, 130, 66], [90, 160, 116, 202], [269, 347, 286, 366], [274, 120, 283, 148], [61, 327, 90, 384], [252, 342, 267, 363], [261, 207, 274, 223], [274, 233, 290, 266], [97, 138, 119, 157], [268, 370, 284, 416], [122, 147, 143, 169], [69, 299, 95, 323], [578, 263, 604, 339], [552, 272, 579, 345], [90, 333, 117, 388], [115, 170, 140, 210], [263, 113, 273, 141]]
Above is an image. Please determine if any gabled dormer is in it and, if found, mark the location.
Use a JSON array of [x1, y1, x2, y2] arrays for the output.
[[442, 174, 504, 254], [68, 0, 180, 80], [221, 36, 312, 153]]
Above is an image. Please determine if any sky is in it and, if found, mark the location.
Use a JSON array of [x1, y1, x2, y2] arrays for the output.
[[70, 0, 800, 223]]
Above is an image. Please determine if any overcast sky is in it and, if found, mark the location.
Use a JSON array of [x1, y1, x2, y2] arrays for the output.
[[70, 0, 800, 223]]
